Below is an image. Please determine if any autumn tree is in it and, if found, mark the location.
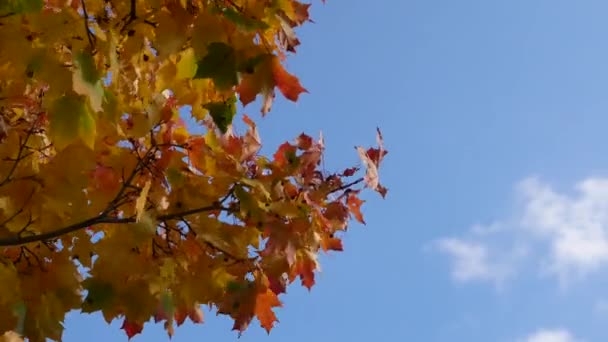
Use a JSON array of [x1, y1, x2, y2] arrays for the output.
[[0, 0, 387, 341]]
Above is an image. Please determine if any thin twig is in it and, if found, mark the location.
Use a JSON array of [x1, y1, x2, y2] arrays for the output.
[[0, 128, 34, 187], [327, 177, 364, 195], [80, 0, 97, 50]]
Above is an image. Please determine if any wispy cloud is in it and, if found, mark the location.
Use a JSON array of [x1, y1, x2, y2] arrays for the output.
[[518, 328, 579, 342], [435, 176, 608, 287], [435, 238, 520, 287], [519, 178, 608, 282]]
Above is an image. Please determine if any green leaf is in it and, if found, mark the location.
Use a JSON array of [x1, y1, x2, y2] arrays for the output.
[[49, 94, 97, 150], [0, 0, 43, 14], [12, 301, 26, 335], [222, 8, 270, 31], [102, 90, 119, 122], [194, 42, 238, 90], [75, 52, 100, 84], [25, 50, 45, 78], [238, 54, 267, 74], [82, 279, 114, 313], [204, 95, 236, 133], [160, 291, 175, 317], [73, 51, 104, 112]]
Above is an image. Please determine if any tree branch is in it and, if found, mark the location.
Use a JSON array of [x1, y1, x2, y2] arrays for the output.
[[0, 128, 34, 188], [0, 145, 232, 247], [0, 204, 229, 247], [328, 177, 364, 195], [80, 0, 97, 51]]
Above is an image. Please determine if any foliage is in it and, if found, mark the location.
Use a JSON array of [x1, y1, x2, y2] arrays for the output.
[[0, 0, 387, 341]]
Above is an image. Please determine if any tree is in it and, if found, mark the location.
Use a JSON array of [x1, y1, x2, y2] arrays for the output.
[[0, 0, 387, 341]]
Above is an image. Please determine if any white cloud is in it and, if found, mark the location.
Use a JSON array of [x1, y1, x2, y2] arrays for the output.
[[436, 176, 608, 286], [436, 238, 519, 287], [519, 328, 579, 342], [519, 178, 608, 282]]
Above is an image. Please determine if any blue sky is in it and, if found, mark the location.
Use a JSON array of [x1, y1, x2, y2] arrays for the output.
[[63, 0, 608, 341]]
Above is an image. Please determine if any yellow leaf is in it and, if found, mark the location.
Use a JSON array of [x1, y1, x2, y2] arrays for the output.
[[211, 268, 235, 291], [176, 48, 197, 79], [0, 196, 11, 214], [154, 10, 188, 58], [0, 331, 24, 342], [135, 180, 152, 222]]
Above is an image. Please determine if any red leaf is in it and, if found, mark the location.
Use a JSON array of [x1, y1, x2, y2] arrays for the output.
[[268, 276, 287, 295], [174, 309, 187, 326], [342, 167, 359, 177], [90, 164, 119, 193], [121, 319, 143, 340], [295, 133, 313, 150]]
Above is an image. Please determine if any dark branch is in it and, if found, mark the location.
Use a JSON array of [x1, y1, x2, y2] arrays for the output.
[[328, 177, 364, 195], [0, 127, 34, 188], [0, 203, 230, 247], [80, 0, 97, 50]]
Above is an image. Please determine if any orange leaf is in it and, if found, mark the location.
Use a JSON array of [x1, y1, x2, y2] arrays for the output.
[[270, 56, 307, 102], [291, 252, 317, 290], [347, 193, 366, 224], [188, 307, 204, 324], [236, 75, 260, 106], [321, 236, 344, 252], [273, 142, 297, 168], [255, 289, 282, 333], [290, 2, 312, 26]]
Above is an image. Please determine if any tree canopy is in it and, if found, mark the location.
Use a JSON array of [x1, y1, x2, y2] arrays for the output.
[[0, 0, 387, 341]]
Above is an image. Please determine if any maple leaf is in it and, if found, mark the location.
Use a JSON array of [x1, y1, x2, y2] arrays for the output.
[[273, 142, 298, 168], [270, 56, 308, 102], [81, 279, 114, 313], [222, 8, 270, 31], [255, 289, 282, 333], [73, 51, 104, 112], [204, 95, 236, 134], [321, 236, 344, 252], [135, 180, 152, 222], [0, 0, 43, 14], [346, 193, 366, 224], [291, 251, 318, 290], [356, 128, 389, 197], [0, 1, 388, 340], [195, 43, 239, 90], [49, 94, 96, 150], [121, 319, 144, 340]]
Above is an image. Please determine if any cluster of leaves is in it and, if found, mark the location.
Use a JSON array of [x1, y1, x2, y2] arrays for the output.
[[0, 0, 387, 341]]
